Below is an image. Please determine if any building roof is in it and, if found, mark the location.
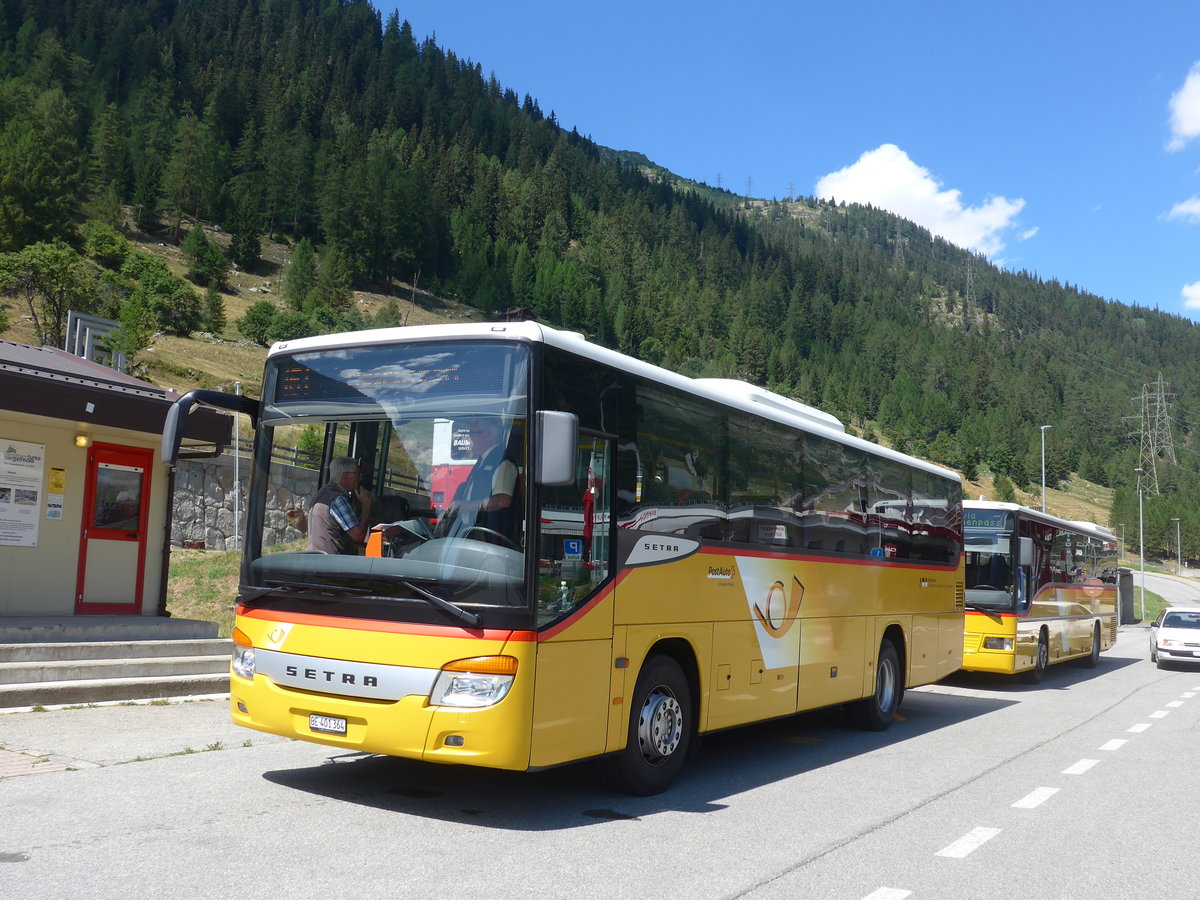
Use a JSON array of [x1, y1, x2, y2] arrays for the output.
[[0, 339, 231, 453]]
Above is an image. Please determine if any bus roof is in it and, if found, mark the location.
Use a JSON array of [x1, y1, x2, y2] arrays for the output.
[[963, 500, 1114, 539], [270, 321, 960, 483]]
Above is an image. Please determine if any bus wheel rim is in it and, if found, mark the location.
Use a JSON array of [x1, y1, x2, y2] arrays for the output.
[[638, 689, 683, 761], [879, 657, 896, 709]]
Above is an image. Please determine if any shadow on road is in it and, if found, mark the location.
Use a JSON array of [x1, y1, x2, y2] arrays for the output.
[[942, 652, 1142, 692], [262, 686, 1015, 828]]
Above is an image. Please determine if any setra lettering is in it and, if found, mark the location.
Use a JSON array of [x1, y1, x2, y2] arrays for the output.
[[642, 541, 680, 553], [283, 664, 378, 687]]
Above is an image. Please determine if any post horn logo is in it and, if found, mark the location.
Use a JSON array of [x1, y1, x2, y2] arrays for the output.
[[753, 576, 804, 638]]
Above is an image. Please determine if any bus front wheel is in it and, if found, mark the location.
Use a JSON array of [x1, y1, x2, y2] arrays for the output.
[[847, 640, 902, 731], [607, 654, 693, 796], [1024, 630, 1049, 683]]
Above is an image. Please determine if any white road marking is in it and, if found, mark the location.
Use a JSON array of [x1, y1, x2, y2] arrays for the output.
[[1167, 700, 1184, 707], [863, 888, 912, 900], [936, 827, 1001, 858], [1128, 723, 1151, 733], [1012, 786, 1059, 809], [1099, 739, 1127, 751], [1062, 758, 1099, 775], [1182, 692, 1196, 698], [1149, 710, 1170, 719]]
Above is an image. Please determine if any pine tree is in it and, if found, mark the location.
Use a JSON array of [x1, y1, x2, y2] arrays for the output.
[[284, 239, 317, 311], [204, 282, 226, 334], [228, 201, 261, 270]]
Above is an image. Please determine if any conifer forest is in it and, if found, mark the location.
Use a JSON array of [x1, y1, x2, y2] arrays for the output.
[[1, 0, 1198, 556]]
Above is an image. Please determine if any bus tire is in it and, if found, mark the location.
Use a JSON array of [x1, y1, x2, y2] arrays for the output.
[[1024, 630, 1049, 683], [847, 640, 902, 731], [1081, 622, 1101, 668], [607, 654, 693, 796]]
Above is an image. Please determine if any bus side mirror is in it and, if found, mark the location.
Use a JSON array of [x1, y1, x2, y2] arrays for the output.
[[536, 410, 577, 486], [1018, 536, 1034, 568]]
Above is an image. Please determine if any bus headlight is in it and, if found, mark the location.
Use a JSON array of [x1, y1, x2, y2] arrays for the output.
[[231, 629, 256, 680], [430, 656, 518, 708], [982, 637, 1013, 651]]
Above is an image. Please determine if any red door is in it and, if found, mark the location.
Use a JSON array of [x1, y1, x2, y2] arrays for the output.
[[75, 443, 153, 614]]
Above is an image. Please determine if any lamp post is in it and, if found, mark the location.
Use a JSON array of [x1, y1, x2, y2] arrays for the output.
[[1172, 517, 1181, 574], [1039, 425, 1052, 512], [233, 381, 241, 551], [1135, 467, 1145, 622], [1118, 523, 1125, 564]]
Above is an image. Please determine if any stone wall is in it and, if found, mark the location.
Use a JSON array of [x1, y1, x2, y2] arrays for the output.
[[172, 454, 317, 551]]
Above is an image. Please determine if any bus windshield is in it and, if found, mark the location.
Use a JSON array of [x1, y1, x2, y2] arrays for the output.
[[246, 339, 530, 626], [964, 528, 1014, 610]]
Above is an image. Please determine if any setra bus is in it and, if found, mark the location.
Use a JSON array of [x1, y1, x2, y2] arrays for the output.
[[163, 322, 965, 794], [962, 500, 1117, 681]]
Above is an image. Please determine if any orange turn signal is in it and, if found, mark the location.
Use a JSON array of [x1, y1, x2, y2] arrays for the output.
[[442, 656, 518, 675], [232, 627, 252, 647]]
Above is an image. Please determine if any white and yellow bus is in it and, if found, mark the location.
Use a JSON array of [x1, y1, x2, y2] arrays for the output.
[[962, 501, 1117, 681], [164, 322, 965, 794]]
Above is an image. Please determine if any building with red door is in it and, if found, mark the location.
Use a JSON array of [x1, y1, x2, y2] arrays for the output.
[[0, 340, 230, 617]]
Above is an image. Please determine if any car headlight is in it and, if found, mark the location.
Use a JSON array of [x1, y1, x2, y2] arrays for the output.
[[982, 637, 1013, 651], [430, 656, 518, 708]]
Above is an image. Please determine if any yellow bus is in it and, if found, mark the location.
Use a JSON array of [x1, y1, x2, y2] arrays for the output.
[[164, 322, 965, 794], [962, 501, 1117, 682]]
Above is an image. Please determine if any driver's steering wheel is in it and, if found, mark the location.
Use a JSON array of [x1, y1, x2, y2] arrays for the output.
[[462, 526, 520, 551]]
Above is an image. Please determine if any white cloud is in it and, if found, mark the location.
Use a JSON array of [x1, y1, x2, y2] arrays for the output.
[[814, 144, 1025, 257], [1182, 281, 1200, 310], [1164, 196, 1200, 223], [1019, 227, 1039, 241], [1167, 63, 1200, 152]]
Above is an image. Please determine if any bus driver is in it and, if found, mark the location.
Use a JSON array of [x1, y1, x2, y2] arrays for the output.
[[445, 418, 517, 540]]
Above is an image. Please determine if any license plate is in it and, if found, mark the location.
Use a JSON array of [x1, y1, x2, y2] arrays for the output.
[[309, 714, 347, 735]]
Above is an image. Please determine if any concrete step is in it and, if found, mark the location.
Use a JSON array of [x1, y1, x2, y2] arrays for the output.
[[0, 638, 232, 663], [0, 616, 219, 644], [0, 652, 231, 686], [0, 672, 231, 708]]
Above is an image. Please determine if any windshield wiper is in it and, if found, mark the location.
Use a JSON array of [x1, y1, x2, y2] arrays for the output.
[[377, 575, 482, 628], [243, 575, 481, 628], [241, 580, 371, 603]]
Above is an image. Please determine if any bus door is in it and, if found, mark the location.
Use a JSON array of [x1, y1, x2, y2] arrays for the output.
[[529, 431, 614, 767], [75, 443, 153, 613]]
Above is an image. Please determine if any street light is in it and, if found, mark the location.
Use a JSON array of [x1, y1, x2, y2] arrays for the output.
[[1172, 516, 1181, 574], [1118, 523, 1125, 564], [1135, 467, 1145, 622], [1040, 425, 1052, 512]]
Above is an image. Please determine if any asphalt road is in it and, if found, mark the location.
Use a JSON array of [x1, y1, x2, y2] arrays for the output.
[[0, 626, 1195, 899]]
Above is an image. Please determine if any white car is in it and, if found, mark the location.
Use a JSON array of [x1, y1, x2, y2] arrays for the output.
[[1149, 606, 1200, 668]]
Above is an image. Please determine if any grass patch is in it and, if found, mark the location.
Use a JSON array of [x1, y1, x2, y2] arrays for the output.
[[167, 547, 241, 637]]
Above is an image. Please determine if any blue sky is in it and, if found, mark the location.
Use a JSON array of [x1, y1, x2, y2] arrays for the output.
[[385, 2, 1200, 320]]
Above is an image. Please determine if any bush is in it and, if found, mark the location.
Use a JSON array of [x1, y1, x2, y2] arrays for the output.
[[82, 220, 129, 268], [237, 300, 277, 346], [151, 280, 203, 335], [264, 310, 317, 344]]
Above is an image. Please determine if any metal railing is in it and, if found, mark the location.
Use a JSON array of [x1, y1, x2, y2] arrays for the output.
[[229, 437, 426, 494]]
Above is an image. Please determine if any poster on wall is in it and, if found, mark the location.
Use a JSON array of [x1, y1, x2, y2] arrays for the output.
[[0, 439, 46, 547]]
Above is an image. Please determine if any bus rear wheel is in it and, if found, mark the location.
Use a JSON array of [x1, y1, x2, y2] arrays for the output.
[[1024, 630, 1049, 683], [847, 640, 902, 731], [1081, 622, 1101, 668], [607, 654, 693, 796]]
